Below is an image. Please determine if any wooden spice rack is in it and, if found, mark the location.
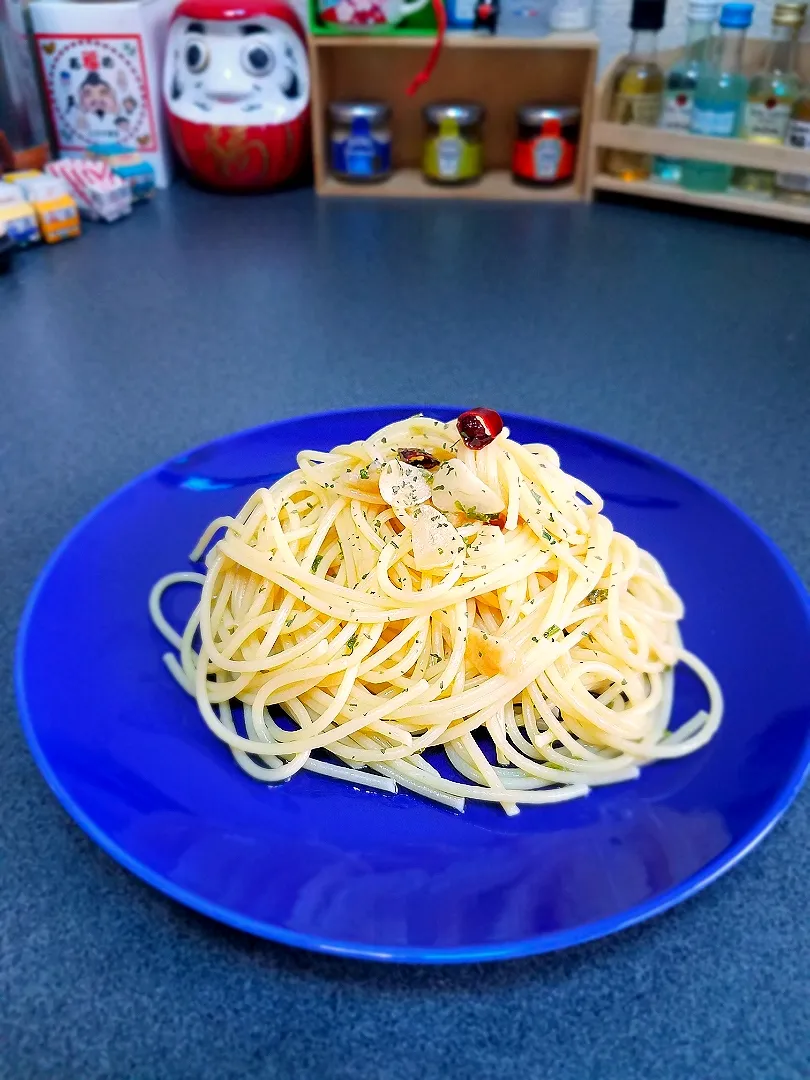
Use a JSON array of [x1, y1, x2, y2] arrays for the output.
[[588, 39, 810, 225], [310, 31, 599, 202]]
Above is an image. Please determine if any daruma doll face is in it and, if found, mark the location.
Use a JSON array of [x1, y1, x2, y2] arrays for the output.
[[164, 10, 309, 128]]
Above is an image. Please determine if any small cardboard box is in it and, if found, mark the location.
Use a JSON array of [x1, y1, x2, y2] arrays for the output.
[[30, 0, 175, 187]]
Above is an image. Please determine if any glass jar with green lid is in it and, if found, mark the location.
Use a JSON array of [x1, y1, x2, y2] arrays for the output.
[[422, 103, 485, 184]]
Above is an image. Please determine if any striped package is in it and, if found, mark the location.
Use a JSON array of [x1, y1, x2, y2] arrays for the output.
[[45, 158, 132, 223]]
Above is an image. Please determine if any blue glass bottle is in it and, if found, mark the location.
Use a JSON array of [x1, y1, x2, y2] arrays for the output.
[[681, 1, 753, 193]]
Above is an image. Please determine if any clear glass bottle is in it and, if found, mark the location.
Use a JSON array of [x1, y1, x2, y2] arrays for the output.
[[775, 86, 810, 203], [682, 2, 753, 193], [605, 0, 667, 182], [654, 0, 720, 183], [734, 2, 807, 195]]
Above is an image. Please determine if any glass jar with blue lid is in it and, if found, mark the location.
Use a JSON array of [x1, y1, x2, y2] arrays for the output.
[[328, 102, 392, 183]]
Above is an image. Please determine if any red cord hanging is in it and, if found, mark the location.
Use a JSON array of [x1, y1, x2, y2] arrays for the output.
[[405, 0, 447, 95]]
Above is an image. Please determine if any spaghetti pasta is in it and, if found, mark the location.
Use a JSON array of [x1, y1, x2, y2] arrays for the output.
[[150, 412, 722, 815]]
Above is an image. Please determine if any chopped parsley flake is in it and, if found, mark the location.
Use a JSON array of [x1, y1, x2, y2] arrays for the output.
[[345, 632, 359, 655], [311, 555, 323, 572], [359, 467, 370, 480], [586, 588, 609, 604], [544, 624, 561, 640], [454, 501, 500, 523]]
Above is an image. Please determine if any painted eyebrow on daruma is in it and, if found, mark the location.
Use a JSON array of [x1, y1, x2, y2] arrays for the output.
[[186, 21, 206, 32], [239, 23, 267, 33]]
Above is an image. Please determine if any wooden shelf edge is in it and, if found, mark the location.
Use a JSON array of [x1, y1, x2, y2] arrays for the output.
[[591, 121, 810, 178], [318, 168, 583, 202], [592, 173, 810, 224], [310, 29, 599, 49]]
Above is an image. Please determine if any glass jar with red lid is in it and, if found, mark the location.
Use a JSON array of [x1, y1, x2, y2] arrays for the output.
[[512, 104, 581, 186]]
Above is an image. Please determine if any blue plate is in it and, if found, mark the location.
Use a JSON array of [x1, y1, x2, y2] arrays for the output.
[[16, 407, 810, 963]]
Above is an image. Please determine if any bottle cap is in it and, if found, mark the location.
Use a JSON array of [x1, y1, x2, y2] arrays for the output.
[[718, 2, 753, 27], [773, 2, 807, 26], [687, 0, 720, 20], [630, 0, 666, 31]]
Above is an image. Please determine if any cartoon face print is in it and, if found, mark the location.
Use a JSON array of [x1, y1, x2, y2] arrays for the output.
[[164, 15, 309, 126], [115, 116, 134, 142], [37, 35, 157, 152], [79, 72, 118, 119]]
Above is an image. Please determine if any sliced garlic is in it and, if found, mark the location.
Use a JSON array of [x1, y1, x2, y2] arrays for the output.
[[378, 459, 432, 514], [430, 459, 505, 517], [467, 524, 506, 558], [403, 505, 465, 571]]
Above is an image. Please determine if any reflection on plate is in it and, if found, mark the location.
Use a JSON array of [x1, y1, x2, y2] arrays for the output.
[[15, 407, 810, 963]]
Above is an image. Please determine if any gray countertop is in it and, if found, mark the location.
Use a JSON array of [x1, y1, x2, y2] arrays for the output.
[[1, 185, 808, 1080]]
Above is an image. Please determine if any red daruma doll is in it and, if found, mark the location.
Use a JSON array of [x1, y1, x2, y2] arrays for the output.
[[163, 0, 310, 190]]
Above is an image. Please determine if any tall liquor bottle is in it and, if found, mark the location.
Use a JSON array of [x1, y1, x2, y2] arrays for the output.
[[681, 2, 753, 193], [734, 2, 807, 195], [654, 0, 720, 183], [605, 0, 667, 182], [775, 85, 810, 203]]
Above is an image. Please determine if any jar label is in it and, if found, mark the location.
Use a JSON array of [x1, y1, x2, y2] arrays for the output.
[[776, 119, 810, 192], [610, 92, 661, 127], [691, 103, 738, 137], [331, 133, 391, 177], [437, 136, 464, 178], [743, 101, 791, 141], [513, 133, 575, 183], [659, 90, 693, 132], [533, 137, 563, 178]]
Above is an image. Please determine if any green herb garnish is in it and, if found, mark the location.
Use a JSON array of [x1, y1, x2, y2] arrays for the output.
[[586, 588, 609, 604], [454, 500, 500, 523], [311, 555, 323, 572], [345, 632, 359, 655], [544, 624, 561, 640], [359, 466, 370, 480]]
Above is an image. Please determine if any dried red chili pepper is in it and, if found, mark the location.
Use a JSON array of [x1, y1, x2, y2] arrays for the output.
[[457, 408, 504, 450], [397, 448, 441, 470]]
